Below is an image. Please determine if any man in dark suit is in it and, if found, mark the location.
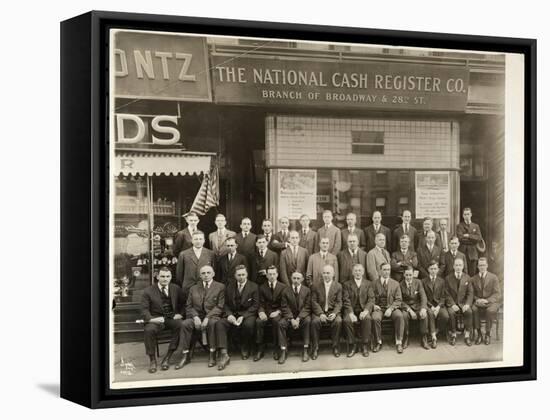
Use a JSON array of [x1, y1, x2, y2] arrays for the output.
[[371, 262, 405, 353], [416, 217, 442, 250], [366, 233, 391, 282], [254, 266, 287, 362], [298, 214, 317, 256], [390, 234, 419, 282], [311, 264, 343, 359], [440, 236, 468, 278], [315, 210, 342, 255], [437, 218, 451, 253], [421, 260, 449, 349], [208, 213, 236, 258], [176, 265, 226, 369], [364, 211, 392, 252], [273, 216, 292, 253], [445, 258, 474, 346], [342, 264, 374, 357], [261, 219, 285, 254], [392, 209, 417, 252], [216, 237, 248, 285], [341, 212, 367, 251], [175, 230, 216, 296], [400, 266, 429, 349], [173, 212, 200, 258], [280, 230, 309, 286], [235, 217, 257, 266], [141, 267, 187, 373], [279, 272, 312, 363], [215, 265, 259, 364], [251, 235, 279, 285], [306, 237, 339, 286], [338, 233, 368, 284], [472, 258, 501, 345], [456, 207, 483, 277], [417, 231, 444, 279]]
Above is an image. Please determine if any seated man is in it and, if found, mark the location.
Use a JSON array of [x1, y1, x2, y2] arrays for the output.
[[445, 258, 474, 346], [472, 257, 501, 345], [400, 266, 429, 350], [279, 272, 312, 363], [176, 265, 225, 369], [254, 265, 287, 362], [421, 260, 449, 348], [311, 265, 343, 359], [141, 266, 186, 374], [342, 264, 374, 358], [390, 234, 418, 282], [215, 265, 259, 367], [371, 262, 405, 354]]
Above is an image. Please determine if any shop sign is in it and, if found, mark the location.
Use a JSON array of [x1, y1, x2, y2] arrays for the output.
[[115, 113, 182, 145], [211, 55, 469, 112], [113, 31, 212, 101], [278, 169, 317, 220], [415, 171, 451, 218]]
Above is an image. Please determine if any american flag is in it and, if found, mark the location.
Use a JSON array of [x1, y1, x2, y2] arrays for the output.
[[185, 162, 219, 216]]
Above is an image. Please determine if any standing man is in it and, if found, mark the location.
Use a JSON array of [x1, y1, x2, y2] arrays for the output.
[[216, 237, 248, 285], [456, 207, 483, 277], [251, 235, 279, 285], [209, 213, 236, 257], [315, 210, 342, 255], [437, 219, 451, 253], [390, 235, 418, 282], [392, 210, 417, 252], [279, 230, 309, 286], [416, 217, 442, 250], [141, 267, 186, 373], [173, 212, 200, 257], [279, 272, 312, 363], [366, 233, 391, 282], [306, 237, 339, 286], [254, 266, 287, 362], [273, 216, 292, 253], [341, 212, 367, 251], [311, 265, 343, 359], [472, 258, 501, 345], [216, 265, 259, 362], [371, 262, 405, 353], [298, 214, 317, 256], [338, 233, 368, 284], [445, 258, 474, 346], [235, 217, 257, 266], [342, 264, 374, 357], [261, 219, 284, 253], [364, 211, 392, 252], [176, 265, 225, 370], [175, 230, 215, 296], [440, 236, 468, 278], [417, 231, 444, 279], [400, 266, 429, 350], [421, 260, 449, 348]]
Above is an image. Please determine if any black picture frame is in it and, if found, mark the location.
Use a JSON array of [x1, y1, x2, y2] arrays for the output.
[[60, 10, 536, 408]]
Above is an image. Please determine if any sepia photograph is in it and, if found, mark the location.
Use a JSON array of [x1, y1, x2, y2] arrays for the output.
[[107, 26, 525, 391]]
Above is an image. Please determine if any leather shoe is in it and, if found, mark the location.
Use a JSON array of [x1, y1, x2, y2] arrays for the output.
[[208, 351, 217, 367], [396, 343, 404, 354], [148, 359, 157, 374], [449, 335, 456, 346], [465, 336, 472, 346], [402, 336, 409, 349], [241, 348, 249, 360], [217, 353, 230, 371], [421, 336, 430, 350], [484, 334, 491, 345], [160, 355, 170, 370], [333, 346, 340, 358], [311, 348, 318, 360], [302, 348, 310, 362], [346, 344, 356, 358], [373, 342, 382, 353], [362, 344, 369, 357], [431, 338, 437, 349], [273, 349, 280, 361], [253, 350, 264, 362], [175, 353, 190, 370], [278, 350, 287, 364], [475, 332, 483, 345]]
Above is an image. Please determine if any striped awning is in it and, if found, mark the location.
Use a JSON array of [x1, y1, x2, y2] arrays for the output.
[[115, 149, 212, 176]]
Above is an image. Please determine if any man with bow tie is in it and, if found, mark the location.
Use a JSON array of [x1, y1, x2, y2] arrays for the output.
[[176, 265, 225, 370], [440, 236, 468, 278], [175, 230, 216, 297], [456, 207, 483, 277], [338, 233, 368, 284], [364, 211, 392, 252], [371, 262, 404, 353], [251, 235, 279, 285], [280, 230, 309, 286], [298, 214, 317, 256], [342, 264, 374, 357], [390, 234, 419, 282], [216, 265, 259, 364], [366, 233, 392, 282], [208, 213, 236, 258], [306, 236, 339, 286], [235, 217, 257, 266], [392, 210, 418, 252], [254, 266, 288, 362], [341, 212, 367, 251], [471, 258, 501, 345], [216, 237, 248, 285], [421, 260, 449, 349], [279, 271, 312, 363], [417, 231, 444, 279], [315, 210, 342, 255], [444, 258, 474, 346], [400, 266, 429, 349], [173, 212, 200, 258]]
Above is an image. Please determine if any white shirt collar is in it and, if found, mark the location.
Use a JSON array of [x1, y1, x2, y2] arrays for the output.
[[158, 282, 169, 292], [354, 277, 362, 286], [238, 280, 247, 289], [400, 248, 408, 254], [268, 280, 277, 288]]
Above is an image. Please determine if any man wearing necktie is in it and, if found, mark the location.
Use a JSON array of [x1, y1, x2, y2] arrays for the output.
[[417, 217, 443, 250], [471, 258, 501, 345], [437, 218, 450, 253], [251, 235, 279, 285], [421, 261, 449, 349], [456, 208, 483, 277], [417, 231, 444, 279], [364, 211, 392, 252], [298, 214, 317, 255], [176, 265, 225, 369], [315, 210, 342, 255], [262, 219, 284, 254], [306, 237, 339, 286], [280, 272, 312, 363], [216, 237, 248, 285], [208, 213, 236, 258], [444, 258, 474, 346], [338, 233, 368, 284], [341, 212, 367, 251], [366, 233, 391, 282], [254, 266, 287, 362], [280, 230, 309, 286], [440, 236, 468, 278], [392, 210, 418, 252], [273, 216, 292, 254], [173, 212, 200, 258], [235, 217, 257, 266], [400, 266, 429, 350], [371, 262, 404, 353], [390, 234, 419, 282]]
